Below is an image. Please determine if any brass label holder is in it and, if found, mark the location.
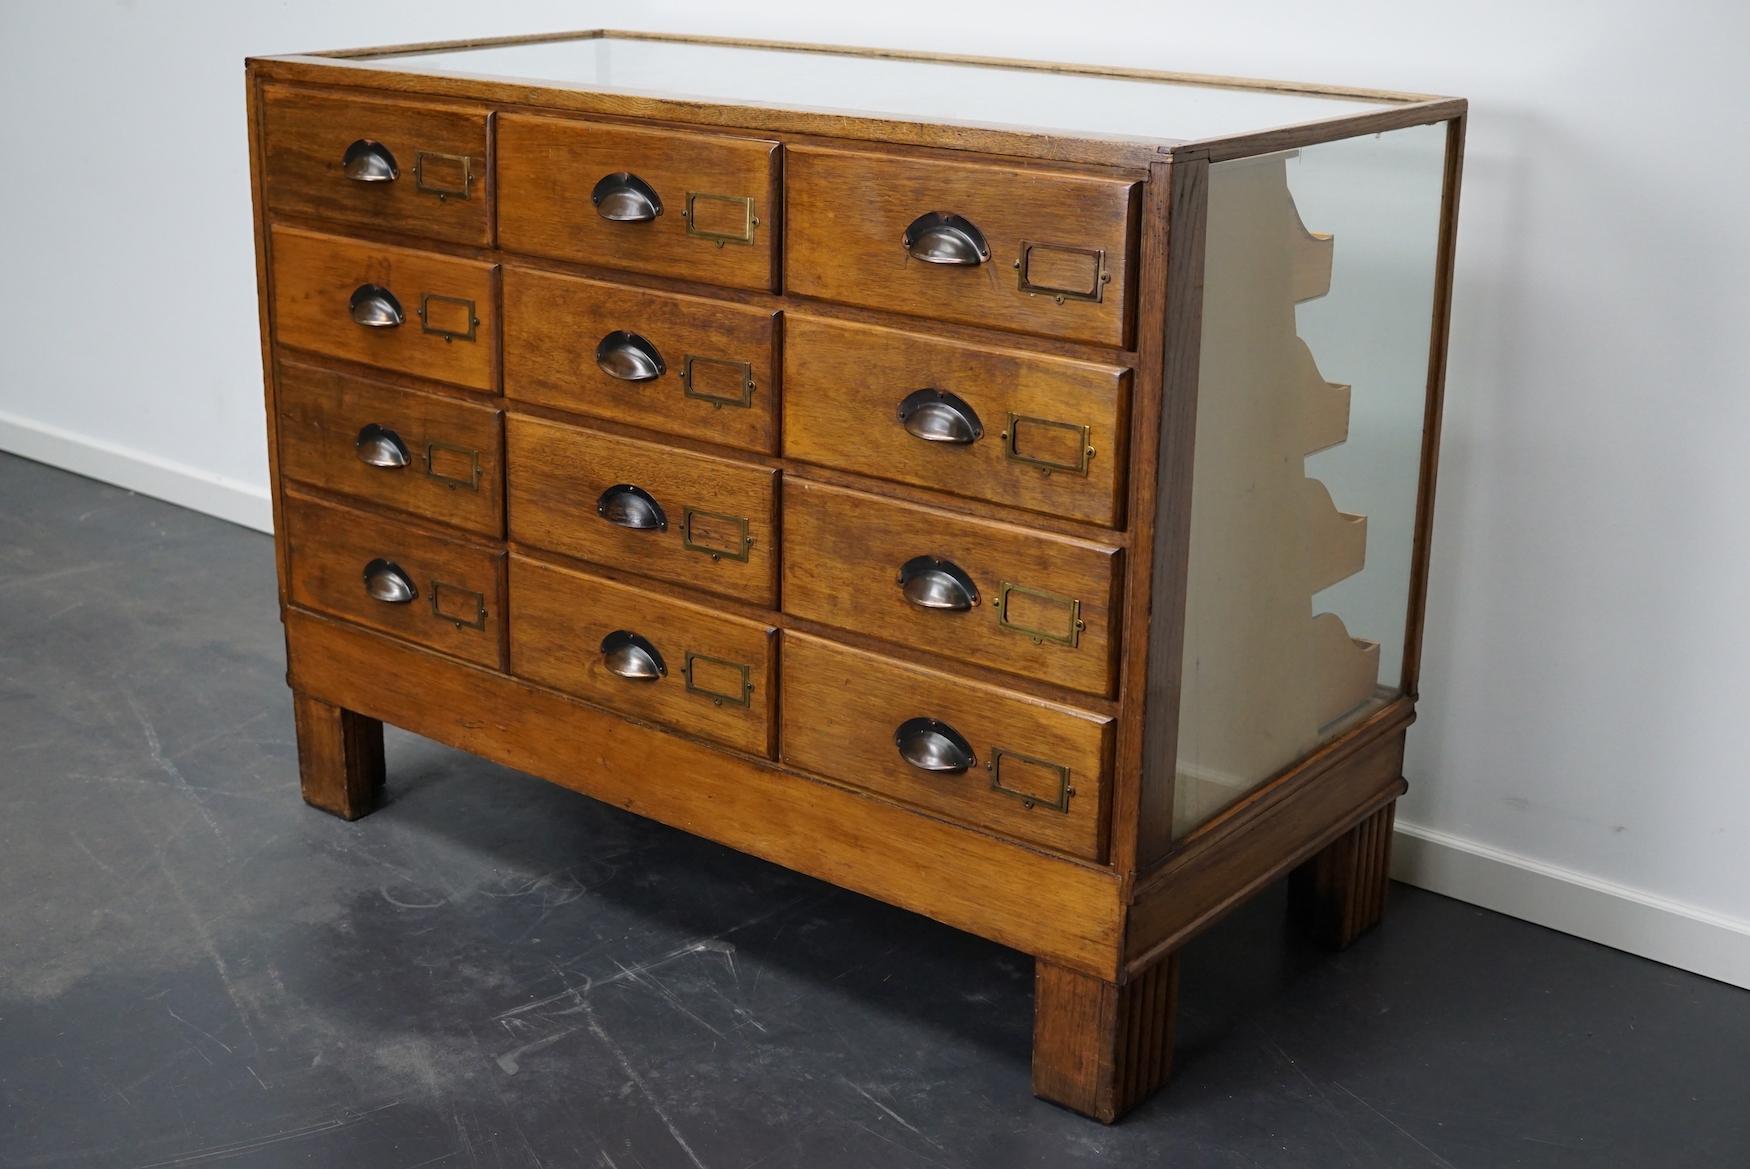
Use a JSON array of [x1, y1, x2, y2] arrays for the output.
[[1003, 414, 1094, 477], [988, 746, 1075, 813], [682, 651, 754, 709], [680, 355, 756, 409], [429, 580, 487, 630], [414, 151, 473, 201], [423, 441, 482, 491], [681, 508, 754, 563], [682, 192, 757, 247], [417, 293, 479, 343], [996, 581, 1085, 647], [1015, 240, 1110, 304]]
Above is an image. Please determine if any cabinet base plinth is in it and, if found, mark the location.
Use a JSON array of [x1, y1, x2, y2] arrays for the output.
[[1033, 955, 1181, 1123], [1290, 799, 1397, 948], [292, 691, 385, 821]]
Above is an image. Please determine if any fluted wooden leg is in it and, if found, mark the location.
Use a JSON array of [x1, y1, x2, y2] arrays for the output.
[[292, 692, 384, 821], [1032, 954, 1180, 1123], [1290, 800, 1397, 948]]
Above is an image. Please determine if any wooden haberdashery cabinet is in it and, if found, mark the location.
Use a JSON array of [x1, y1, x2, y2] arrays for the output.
[[246, 30, 1464, 1121]]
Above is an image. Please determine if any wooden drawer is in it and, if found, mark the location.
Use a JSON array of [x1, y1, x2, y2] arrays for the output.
[[786, 146, 1139, 347], [284, 492, 505, 669], [497, 114, 779, 291], [510, 556, 775, 756], [276, 361, 503, 537], [781, 634, 1111, 860], [270, 226, 499, 392], [260, 84, 491, 246], [782, 478, 1121, 697], [506, 416, 778, 606], [504, 267, 778, 454], [783, 315, 1131, 526]]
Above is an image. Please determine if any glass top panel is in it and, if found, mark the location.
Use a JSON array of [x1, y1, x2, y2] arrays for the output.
[[358, 36, 1398, 143]]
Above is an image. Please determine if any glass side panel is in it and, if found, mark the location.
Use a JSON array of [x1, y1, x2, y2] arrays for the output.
[[1172, 121, 1448, 838], [358, 37, 1396, 142]]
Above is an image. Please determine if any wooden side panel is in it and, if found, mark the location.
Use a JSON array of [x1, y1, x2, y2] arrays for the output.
[[509, 555, 776, 756], [260, 83, 492, 245], [497, 114, 779, 291], [284, 608, 1126, 978], [275, 360, 504, 536], [782, 477, 1122, 697], [284, 491, 506, 668], [781, 633, 1112, 860], [506, 416, 779, 607], [271, 225, 500, 392], [786, 145, 1138, 346], [504, 266, 778, 453], [782, 314, 1130, 526]]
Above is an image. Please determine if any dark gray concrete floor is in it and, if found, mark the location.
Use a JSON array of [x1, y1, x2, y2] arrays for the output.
[[1, 449, 1746, 1169]]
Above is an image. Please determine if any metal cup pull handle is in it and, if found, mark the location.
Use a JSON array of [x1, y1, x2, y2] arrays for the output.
[[596, 484, 668, 531], [898, 555, 979, 611], [362, 558, 417, 604], [895, 717, 975, 774], [601, 630, 666, 680], [341, 139, 399, 182], [596, 331, 667, 381], [903, 212, 991, 265], [355, 423, 410, 468], [349, 284, 404, 328], [898, 389, 983, 445], [592, 171, 662, 222]]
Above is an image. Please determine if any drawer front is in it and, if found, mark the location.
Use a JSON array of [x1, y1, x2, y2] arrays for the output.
[[781, 634, 1111, 860], [276, 361, 503, 537], [271, 226, 499, 392], [783, 315, 1131, 526], [506, 416, 778, 606], [782, 478, 1121, 697], [510, 557, 775, 756], [260, 85, 491, 246], [504, 267, 778, 453], [497, 115, 779, 291], [786, 146, 1139, 347], [284, 492, 505, 668]]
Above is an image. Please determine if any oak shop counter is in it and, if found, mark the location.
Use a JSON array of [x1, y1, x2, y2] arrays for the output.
[[247, 29, 1465, 1123]]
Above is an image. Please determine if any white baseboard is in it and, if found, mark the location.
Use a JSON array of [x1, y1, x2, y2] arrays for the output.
[[1393, 819, 1750, 990], [0, 410, 273, 534]]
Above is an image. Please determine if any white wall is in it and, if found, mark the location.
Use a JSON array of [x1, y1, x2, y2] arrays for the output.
[[4, 1, 1747, 986]]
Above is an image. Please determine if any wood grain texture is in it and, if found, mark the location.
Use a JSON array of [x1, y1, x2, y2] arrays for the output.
[[1289, 799, 1396, 949], [260, 83, 492, 246], [275, 360, 504, 536], [782, 477, 1122, 698], [1125, 715, 1410, 972], [509, 555, 776, 756], [1103, 159, 1174, 878], [292, 692, 384, 820], [781, 633, 1112, 861], [284, 490, 506, 669], [504, 266, 778, 453], [270, 225, 500, 392], [786, 145, 1139, 347], [247, 76, 292, 608], [1033, 955, 1179, 1123], [497, 113, 779, 291], [285, 607, 1126, 977], [1135, 158, 1210, 869], [782, 314, 1130, 526], [506, 415, 778, 606]]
